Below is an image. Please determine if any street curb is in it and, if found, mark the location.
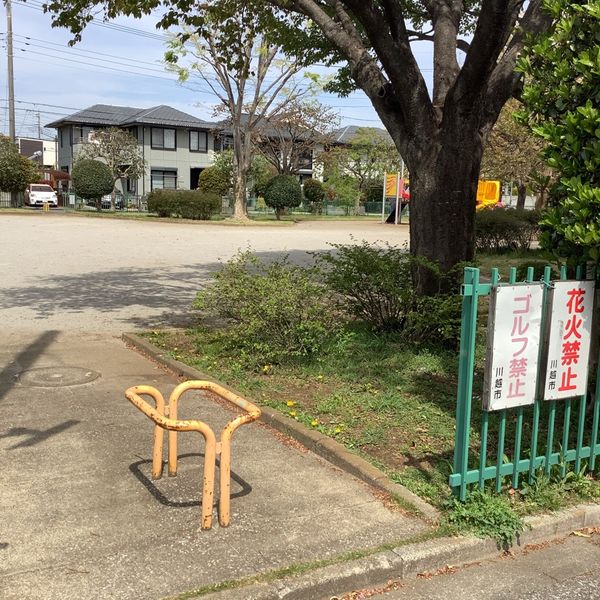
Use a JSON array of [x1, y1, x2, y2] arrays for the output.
[[198, 504, 600, 600], [122, 332, 440, 523]]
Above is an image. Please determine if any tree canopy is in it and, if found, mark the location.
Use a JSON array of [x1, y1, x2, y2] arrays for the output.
[[72, 159, 114, 209], [0, 135, 40, 193], [480, 99, 548, 208], [518, 0, 600, 263], [75, 127, 145, 209]]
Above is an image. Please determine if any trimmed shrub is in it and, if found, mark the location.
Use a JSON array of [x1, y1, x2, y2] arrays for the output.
[[303, 178, 325, 214], [71, 159, 113, 209], [147, 190, 174, 217], [197, 167, 230, 196], [194, 251, 342, 364], [475, 208, 541, 252], [264, 174, 303, 219], [147, 190, 221, 220]]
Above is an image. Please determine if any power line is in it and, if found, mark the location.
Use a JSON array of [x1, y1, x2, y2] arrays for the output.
[[13, 0, 167, 41], [9, 33, 167, 70]]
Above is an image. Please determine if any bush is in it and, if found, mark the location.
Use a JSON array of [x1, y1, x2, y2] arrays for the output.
[[0, 135, 40, 192], [194, 251, 342, 364], [317, 241, 462, 347], [264, 174, 302, 219], [147, 190, 174, 217], [147, 190, 221, 220], [475, 208, 541, 252], [303, 178, 325, 207], [197, 167, 230, 196], [72, 159, 113, 208]]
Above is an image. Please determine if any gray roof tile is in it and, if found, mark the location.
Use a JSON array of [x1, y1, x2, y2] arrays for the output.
[[46, 104, 212, 129]]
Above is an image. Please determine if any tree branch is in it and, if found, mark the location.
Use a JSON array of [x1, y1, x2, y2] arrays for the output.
[[482, 0, 551, 136]]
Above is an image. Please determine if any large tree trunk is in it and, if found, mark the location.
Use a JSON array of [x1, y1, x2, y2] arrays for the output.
[[408, 126, 481, 295], [516, 182, 527, 209]]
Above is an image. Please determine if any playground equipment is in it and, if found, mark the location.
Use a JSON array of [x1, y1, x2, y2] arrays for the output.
[[125, 380, 261, 530], [382, 171, 410, 224], [476, 179, 501, 210]]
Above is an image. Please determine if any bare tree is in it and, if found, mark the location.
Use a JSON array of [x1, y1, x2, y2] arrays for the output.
[[166, 16, 311, 219], [257, 100, 339, 175]]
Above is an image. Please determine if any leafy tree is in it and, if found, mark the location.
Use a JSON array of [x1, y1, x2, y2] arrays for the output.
[[258, 99, 339, 175], [324, 171, 360, 214], [71, 159, 114, 211], [302, 178, 325, 213], [264, 174, 302, 219], [319, 127, 401, 214], [480, 99, 548, 209], [75, 127, 145, 210], [197, 166, 230, 196], [0, 135, 40, 194], [47, 0, 552, 293], [251, 155, 278, 198], [518, 0, 600, 264]]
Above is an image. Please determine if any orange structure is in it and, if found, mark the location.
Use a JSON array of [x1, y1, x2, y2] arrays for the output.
[[125, 380, 261, 530]]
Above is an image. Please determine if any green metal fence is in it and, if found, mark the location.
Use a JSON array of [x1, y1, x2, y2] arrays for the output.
[[451, 264, 600, 500]]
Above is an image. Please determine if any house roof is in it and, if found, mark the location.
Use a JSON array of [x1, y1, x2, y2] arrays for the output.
[[46, 104, 213, 129], [332, 125, 391, 145]]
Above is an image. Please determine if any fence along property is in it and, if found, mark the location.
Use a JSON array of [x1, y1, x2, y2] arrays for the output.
[[451, 264, 599, 500]]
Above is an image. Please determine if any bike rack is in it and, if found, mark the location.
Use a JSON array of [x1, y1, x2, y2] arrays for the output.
[[125, 380, 261, 530]]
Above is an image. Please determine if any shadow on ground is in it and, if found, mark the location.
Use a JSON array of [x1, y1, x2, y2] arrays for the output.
[[0, 331, 59, 403], [0, 250, 324, 328], [130, 453, 252, 508]]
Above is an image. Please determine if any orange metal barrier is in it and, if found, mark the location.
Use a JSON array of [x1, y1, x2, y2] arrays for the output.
[[125, 381, 261, 530]]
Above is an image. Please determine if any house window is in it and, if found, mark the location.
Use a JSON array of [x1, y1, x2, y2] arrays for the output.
[[60, 129, 63, 148], [151, 169, 177, 190], [189, 130, 208, 152], [126, 177, 137, 193], [73, 125, 84, 144], [151, 128, 176, 150]]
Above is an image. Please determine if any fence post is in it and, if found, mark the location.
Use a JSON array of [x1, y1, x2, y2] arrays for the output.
[[453, 267, 480, 500]]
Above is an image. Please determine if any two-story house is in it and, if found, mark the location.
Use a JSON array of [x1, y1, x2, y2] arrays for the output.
[[47, 104, 215, 196]]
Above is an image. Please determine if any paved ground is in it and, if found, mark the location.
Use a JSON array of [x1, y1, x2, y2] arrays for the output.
[[349, 534, 600, 600], [0, 213, 422, 600], [0, 213, 409, 331]]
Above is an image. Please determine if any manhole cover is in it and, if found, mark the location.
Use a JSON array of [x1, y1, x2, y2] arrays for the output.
[[18, 367, 100, 387]]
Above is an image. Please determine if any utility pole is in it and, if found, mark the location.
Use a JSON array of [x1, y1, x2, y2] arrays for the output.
[[5, 0, 16, 141], [37, 110, 41, 138]]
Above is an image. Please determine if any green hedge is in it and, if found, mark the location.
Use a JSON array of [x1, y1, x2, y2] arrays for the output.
[[146, 189, 221, 220], [475, 208, 541, 252]]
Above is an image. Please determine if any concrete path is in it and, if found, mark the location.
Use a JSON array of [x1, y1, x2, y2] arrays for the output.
[[1, 330, 426, 599]]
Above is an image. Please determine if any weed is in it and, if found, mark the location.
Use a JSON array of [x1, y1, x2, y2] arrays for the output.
[[445, 490, 524, 546]]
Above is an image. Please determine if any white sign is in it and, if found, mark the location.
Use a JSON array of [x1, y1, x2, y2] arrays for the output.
[[483, 284, 545, 411], [544, 280, 595, 400]]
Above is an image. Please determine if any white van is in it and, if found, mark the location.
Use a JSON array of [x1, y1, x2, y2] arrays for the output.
[[25, 184, 59, 207]]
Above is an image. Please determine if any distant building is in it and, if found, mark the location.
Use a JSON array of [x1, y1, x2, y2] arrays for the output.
[[46, 104, 216, 196], [16, 137, 57, 169]]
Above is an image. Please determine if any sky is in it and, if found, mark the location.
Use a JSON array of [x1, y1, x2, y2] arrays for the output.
[[0, 1, 434, 140]]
